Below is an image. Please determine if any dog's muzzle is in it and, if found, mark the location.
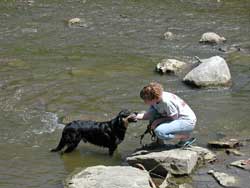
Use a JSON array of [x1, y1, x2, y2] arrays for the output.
[[127, 113, 138, 123]]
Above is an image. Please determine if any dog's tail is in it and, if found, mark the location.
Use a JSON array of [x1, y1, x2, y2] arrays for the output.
[[50, 133, 67, 152]]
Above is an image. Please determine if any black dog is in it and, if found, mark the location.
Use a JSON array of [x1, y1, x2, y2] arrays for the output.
[[51, 109, 137, 156]]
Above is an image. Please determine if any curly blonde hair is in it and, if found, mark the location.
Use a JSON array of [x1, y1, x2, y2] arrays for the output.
[[140, 82, 163, 101]]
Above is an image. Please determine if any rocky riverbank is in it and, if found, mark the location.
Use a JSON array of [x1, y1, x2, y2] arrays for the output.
[[64, 137, 250, 188]]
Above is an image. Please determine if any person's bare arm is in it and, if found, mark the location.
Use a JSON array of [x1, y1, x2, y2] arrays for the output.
[[136, 111, 152, 120]]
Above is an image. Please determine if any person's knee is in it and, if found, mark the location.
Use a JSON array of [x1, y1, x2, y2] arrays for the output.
[[154, 127, 174, 140], [154, 127, 164, 139]]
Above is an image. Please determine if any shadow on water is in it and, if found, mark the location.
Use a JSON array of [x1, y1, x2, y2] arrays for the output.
[[61, 144, 123, 173]]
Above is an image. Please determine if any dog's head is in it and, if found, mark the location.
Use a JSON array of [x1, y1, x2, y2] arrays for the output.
[[117, 109, 137, 128]]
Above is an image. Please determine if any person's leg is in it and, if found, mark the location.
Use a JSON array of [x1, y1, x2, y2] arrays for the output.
[[154, 119, 195, 141]]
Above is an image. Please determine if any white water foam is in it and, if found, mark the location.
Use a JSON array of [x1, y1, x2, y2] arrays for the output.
[[32, 112, 64, 135]]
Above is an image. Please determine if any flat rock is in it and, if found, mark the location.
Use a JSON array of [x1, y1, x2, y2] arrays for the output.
[[179, 183, 194, 188], [208, 170, 239, 187], [127, 147, 198, 176], [225, 149, 244, 156], [184, 146, 216, 163], [230, 159, 250, 171], [64, 165, 152, 188], [208, 139, 240, 149]]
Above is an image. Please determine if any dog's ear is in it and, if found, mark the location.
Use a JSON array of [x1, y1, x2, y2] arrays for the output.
[[118, 109, 131, 117]]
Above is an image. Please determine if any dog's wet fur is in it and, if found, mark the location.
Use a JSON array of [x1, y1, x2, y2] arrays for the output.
[[50, 109, 136, 156]]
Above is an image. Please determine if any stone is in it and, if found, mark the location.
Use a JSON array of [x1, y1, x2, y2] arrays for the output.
[[184, 146, 216, 163], [199, 32, 226, 44], [208, 139, 240, 149], [68, 18, 81, 25], [208, 170, 238, 187], [218, 45, 241, 53], [230, 159, 250, 171], [183, 56, 231, 87], [64, 165, 152, 188], [155, 59, 187, 74], [225, 149, 244, 156], [163, 31, 174, 39], [179, 183, 193, 188], [127, 148, 198, 176], [21, 28, 38, 33]]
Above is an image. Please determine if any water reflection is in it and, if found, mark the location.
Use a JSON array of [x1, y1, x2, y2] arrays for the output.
[[61, 144, 122, 173]]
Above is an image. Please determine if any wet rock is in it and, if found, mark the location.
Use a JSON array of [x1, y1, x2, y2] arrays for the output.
[[218, 45, 241, 53], [184, 146, 216, 163], [21, 28, 38, 33], [199, 32, 226, 44], [21, 0, 35, 6], [208, 139, 240, 149], [230, 159, 250, 171], [208, 170, 239, 187], [127, 147, 199, 176], [6, 59, 30, 69], [225, 149, 244, 156], [68, 18, 81, 25], [183, 56, 231, 87], [64, 165, 152, 188], [155, 59, 187, 74], [158, 173, 173, 188], [163, 31, 174, 40], [179, 183, 193, 188], [127, 146, 216, 178]]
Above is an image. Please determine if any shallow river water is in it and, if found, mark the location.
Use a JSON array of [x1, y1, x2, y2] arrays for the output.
[[0, 0, 250, 187]]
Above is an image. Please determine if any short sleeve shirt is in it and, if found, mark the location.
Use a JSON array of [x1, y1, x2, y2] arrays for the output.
[[151, 92, 196, 121]]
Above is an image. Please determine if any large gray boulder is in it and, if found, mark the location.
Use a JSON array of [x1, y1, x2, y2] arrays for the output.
[[126, 146, 216, 177], [64, 165, 152, 188], [183, 56, 231, 87], [127, 148, 198, 176]]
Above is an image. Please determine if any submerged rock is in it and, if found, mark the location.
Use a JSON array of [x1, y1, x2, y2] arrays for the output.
[[155, 59, 187, 74], [183, 56, 231, 87], [208, 170, 239, 187], [225, 149, 244, 156], [179, 183, 194, 188], [208, 139, 241, 149], [21, 28, 38, 33], [68, 18, 81, 25], [163, 31, 174, 40], [64, 165, 152, 188], [199, 32, 226, 44], [218, 45, 241, 53], [230, 159, 250, 171]]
